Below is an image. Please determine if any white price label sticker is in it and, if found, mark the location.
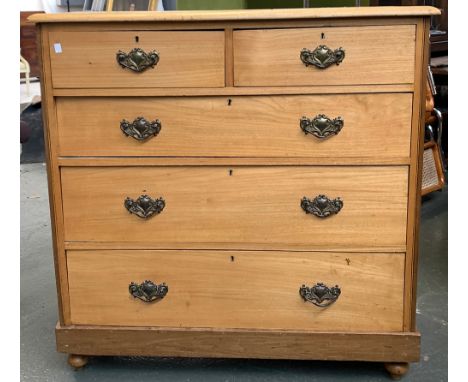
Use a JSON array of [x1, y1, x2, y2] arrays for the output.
[[53, 43, 62, 54]]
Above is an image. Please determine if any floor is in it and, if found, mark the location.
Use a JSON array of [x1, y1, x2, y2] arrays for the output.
[[21, 100, 45, 164], [20, 79, 41, 106], [20, 163, 447, 382]]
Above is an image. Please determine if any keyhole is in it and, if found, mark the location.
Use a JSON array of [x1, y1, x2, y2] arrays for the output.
[[227, 98, 232, 106], [231, 256, 235, 262], [135, 36, 139, 43], [229, 169, 233, 176], [321, 32, 325, 39]]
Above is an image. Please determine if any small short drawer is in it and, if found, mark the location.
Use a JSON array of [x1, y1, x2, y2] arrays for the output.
[[56, 93, 412, 160], [67, 249, 404, 331], [48, 31, 225, 88], [61, 166, 408, 251], [234, 25, 415, 86]]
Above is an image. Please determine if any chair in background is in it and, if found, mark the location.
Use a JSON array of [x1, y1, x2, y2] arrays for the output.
[[20, 53, 31, 96], [422, 69, 445, 196]]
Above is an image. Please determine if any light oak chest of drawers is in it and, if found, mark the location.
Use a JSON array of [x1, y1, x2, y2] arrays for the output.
[[31, 6, 439, 379]]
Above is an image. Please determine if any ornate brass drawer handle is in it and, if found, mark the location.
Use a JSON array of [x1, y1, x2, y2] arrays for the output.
[[120, 117, 162, 141], [300, 114, 344, 139], [116, 48, 160, 72], [300, 45, 345, 69], [301, 195, 343, 218], [129, 280, 168, 303], [124, 194, 165, 219], [299, 282, 341, 307]]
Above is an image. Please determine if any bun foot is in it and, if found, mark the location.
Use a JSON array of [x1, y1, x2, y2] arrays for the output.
[[384, 362, 409, 380], [68, 354, 89, 369]]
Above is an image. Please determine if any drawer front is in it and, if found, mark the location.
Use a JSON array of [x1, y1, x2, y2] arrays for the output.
[[57, 93, 412, 160], [61, 166, 408, 250], [48, 31, 225, 88], [68, 250, 404, 331], [234, 26, 415, 86]]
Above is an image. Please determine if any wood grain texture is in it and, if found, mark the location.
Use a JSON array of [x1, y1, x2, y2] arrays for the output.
[[37, 25, 71, 325], [67, 250, 404, 330], [63, 242, 406, 253], [55, 323, 421, 362], [28, 6, 440, 23], [57, 157, 411, 167], [32, 9, 432, 366], [404, 18, 431, 331], [234, 26, 416, 86], [48, 31, 225, 88], [52, 84, 414, 97], [61, 166, 408, 250], [56, 94, 412, 159], [41, 17, 425, 34], [225, 28, 234, 87]]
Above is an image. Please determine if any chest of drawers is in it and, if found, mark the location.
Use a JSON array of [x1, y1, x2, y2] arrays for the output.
[[31, 6, 439, 379]]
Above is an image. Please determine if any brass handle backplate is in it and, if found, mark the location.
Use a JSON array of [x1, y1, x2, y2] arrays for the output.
[[120, 117, 162, 141], [301, 194, 343, 218], [299, 282, 341, 307], [124, 194, 165, 219], [300, 45, 345, 69], [300, 114, 344, 139], [116, 48, 159, 72], [129, 280, 168, 302]]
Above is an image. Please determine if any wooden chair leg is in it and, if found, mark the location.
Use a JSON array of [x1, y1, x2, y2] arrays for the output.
[[25, 73, 30, 96]]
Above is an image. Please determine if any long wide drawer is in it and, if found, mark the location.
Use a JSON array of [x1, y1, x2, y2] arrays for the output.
[[61, 166, 408, 250], [56, 93, 412, 160], [67, 249, 404, 331], [48, 31, 225, 88], [234, 26, 416, 86]]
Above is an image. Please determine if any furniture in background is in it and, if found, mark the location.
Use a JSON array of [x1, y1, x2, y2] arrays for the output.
[[429, 55, 447, 162], [174, 0, 370, 10], [20, 120, 31, 152], [84, 0, 107, 11], [106, 0, 159, 11], [370, 0, 448, 165], [428, 0, 447, 54], [429, 0, 448, 166], [422, 76, 445, 195], [30, 6, 439, 379], [20, 12, 44, 79], [428, 0, 447, 163], [422, 141, 444, 195], [20, 54, 31, 96]]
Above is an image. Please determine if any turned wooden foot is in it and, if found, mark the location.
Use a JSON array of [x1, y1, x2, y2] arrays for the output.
[[68, 354, 89, 369], [384, 362, 409, 380]]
